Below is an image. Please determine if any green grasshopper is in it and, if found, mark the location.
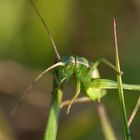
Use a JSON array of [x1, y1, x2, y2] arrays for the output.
[[13, 0, 140, 120]]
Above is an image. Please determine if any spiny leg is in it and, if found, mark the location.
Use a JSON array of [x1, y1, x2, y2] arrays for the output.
[[67, 79, 81, 114], [90, 78, 140, 91], [88, 58, 123, 75]]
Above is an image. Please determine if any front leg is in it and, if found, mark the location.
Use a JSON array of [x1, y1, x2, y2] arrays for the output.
[[67, 79, 81, 114]]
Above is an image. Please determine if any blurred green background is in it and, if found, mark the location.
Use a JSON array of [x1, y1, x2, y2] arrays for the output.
[[0, 0, 140, 140]]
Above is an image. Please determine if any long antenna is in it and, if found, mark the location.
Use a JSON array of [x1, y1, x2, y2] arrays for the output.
[[11, 62, 64, 115], [30, 0, 61, 60]]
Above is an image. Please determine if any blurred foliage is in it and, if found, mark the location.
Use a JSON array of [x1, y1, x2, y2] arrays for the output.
[[0, 0, 140, 140], [0, 0, 72, 68], [0, 111, 15, 140]]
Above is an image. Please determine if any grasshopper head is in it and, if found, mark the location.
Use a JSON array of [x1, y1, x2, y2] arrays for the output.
[[55, 56, 75, 84]]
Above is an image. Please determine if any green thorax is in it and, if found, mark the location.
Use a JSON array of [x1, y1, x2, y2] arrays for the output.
[[56, 56, 100, 84], [74, 56, 100, 81], [55, 55, 105, 101], [74, 56, 106, 101]]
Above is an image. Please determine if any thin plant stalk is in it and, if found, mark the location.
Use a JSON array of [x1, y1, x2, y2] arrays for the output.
[[44, 80, 63, 140], [61, 97, 91, 108], [128, 96, 140, 126], [113, 18, 131, 140], [98, 103, 117, 140]]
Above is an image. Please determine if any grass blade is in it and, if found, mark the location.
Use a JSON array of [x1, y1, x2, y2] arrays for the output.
[[44, 81, 63, 140], [113, 18, 131, 140]]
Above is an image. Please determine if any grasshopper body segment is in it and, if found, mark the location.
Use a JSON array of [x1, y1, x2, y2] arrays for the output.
[[55, 56, 105, 102]]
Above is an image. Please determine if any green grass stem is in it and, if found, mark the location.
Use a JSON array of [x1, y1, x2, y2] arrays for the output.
[[113, 18, 131, 140], [44, 82, 63, 140]]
